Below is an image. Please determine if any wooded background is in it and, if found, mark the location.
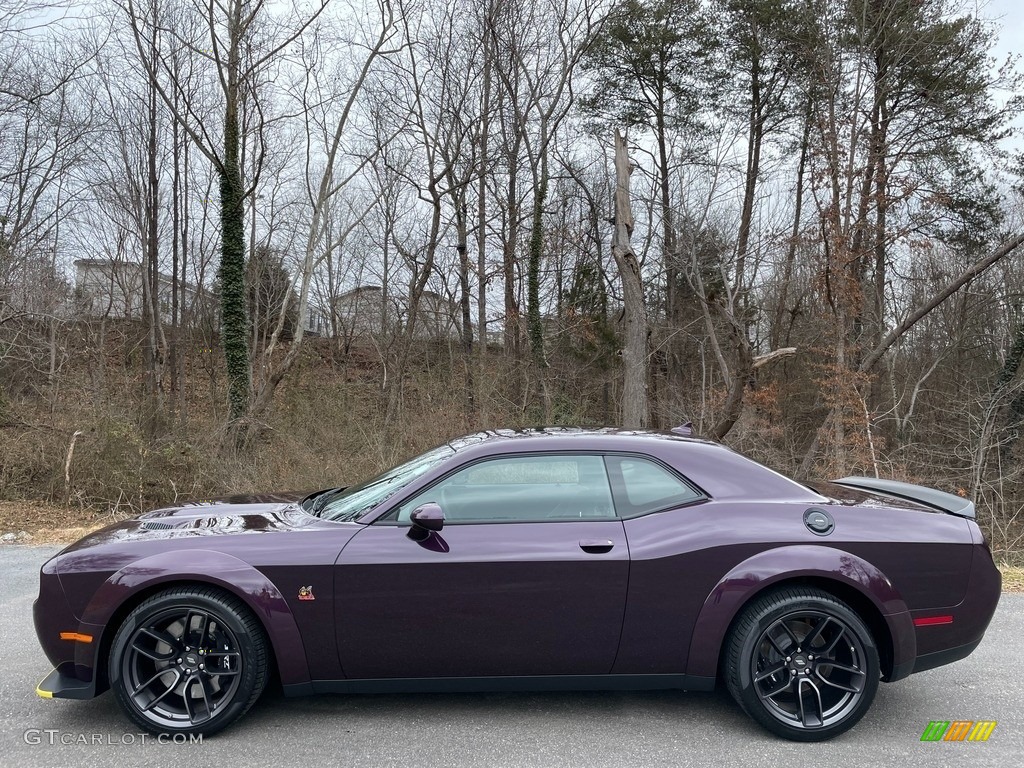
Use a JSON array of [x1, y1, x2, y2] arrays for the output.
[[3, 0, 1024, 559]]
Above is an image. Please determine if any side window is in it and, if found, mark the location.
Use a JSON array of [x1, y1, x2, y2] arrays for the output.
[[606, 456, 703, 518], [392, 455, 616, 523]]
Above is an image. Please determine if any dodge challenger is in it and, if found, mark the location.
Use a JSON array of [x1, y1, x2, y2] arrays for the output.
[[33, 427, 1000, 741]]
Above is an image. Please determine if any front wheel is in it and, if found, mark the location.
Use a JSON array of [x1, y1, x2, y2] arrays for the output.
[[724, 587, 880, 741], [109, 586, 268, 736]]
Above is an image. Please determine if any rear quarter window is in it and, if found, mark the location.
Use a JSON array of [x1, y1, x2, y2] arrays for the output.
[[606, 456, 704, 518]]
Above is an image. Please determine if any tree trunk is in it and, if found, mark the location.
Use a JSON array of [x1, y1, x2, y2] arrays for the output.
[[456, 191, 475, 422], [611, 130, 648, 429], [142, 17, 164, 435], [771, 101, 810, 350], [526, 136, 551, 422], [219, 21, 251, 423], [526, 147, 548, 370], [177, 123, 189, 426], [477, 31, 492, 374], [735, 55, 763, 292], [502, 137, 521, 355], [170, 83, 181, 418], [655, 104, 675, 322]]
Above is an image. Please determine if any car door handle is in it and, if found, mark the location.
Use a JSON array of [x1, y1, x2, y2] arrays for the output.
[[579, 539, 615, 554]]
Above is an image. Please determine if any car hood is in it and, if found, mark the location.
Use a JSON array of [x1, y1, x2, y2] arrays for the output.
[[137, 500, 309, 531], [58, 498, 321, 556], [195, 490, 310, 505]]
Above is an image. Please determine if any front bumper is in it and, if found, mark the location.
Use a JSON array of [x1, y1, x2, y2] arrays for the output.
[[34, 556, 77, 670], [34, 555, 103, 699], [36, 667, 97, 700]]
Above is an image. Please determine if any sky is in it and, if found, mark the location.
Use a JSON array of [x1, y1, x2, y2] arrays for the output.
[[984, 0, 1024, 204], [988, 0, 1024, 62]]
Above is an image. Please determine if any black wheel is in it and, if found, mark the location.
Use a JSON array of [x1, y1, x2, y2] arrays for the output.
[[109, 586, 268, 736], [724, 587, 880, 742]]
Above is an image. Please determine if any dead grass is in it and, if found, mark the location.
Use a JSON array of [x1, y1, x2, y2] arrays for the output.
[[999, 565, 1024, 593], [0, 501, 108, 544]]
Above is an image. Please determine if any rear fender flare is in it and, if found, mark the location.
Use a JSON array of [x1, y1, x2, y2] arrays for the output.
[[80, 549, 310, 688], [684, 545, 915, 680]]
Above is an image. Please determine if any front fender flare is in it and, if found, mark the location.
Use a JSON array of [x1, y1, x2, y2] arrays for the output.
[[684, 545, 915, 681], [79, 549, 311, 689]]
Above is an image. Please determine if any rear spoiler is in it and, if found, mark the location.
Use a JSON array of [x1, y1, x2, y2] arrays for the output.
[[832, 477, 975, 519]]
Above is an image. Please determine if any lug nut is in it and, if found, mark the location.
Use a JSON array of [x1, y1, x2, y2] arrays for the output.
[[785, 656, 791, 662]]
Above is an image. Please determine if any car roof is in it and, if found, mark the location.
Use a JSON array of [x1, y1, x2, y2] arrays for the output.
[[436, 427, 822, 504], [443, 427, 740, 468], [447, 426, 718, 452]]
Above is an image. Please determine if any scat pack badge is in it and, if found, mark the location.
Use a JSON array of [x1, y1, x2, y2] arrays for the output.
[[297, 585, 315, 601]]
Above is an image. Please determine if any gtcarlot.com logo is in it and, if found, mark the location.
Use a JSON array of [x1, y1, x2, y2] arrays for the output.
[[23, 730, 202, 746], [921, 721, 997, 742]]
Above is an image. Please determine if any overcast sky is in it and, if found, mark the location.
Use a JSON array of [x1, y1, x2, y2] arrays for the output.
[[988, 0, 1023, 60], [982, 0, 1024, 158]]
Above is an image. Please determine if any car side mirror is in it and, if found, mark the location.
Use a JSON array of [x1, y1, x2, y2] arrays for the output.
[[408, 503, 444, 540]]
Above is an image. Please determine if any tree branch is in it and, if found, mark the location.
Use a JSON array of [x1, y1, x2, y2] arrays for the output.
[[860, 234, 1024, 373]]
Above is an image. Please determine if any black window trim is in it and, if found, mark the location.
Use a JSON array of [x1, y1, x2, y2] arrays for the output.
[[370, 450, 709, 526]]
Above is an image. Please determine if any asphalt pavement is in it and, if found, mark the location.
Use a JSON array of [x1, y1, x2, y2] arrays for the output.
[[2, 545, 1021, 767]]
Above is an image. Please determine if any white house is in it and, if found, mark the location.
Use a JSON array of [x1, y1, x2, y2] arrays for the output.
[[73, 259, 197, 323], [332, 285, 461, 340]]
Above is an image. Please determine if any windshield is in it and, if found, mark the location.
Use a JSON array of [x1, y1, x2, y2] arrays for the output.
[[318, 444, 455, 522]]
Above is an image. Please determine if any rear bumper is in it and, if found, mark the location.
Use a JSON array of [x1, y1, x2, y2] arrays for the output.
[[912, 638, 984, 674], [900, 540, 1000, 679]]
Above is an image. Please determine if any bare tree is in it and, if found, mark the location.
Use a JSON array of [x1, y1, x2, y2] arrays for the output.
[[247, 0, 399, 423], [611, 130, 648, 428], [124, 0, 329, 427]]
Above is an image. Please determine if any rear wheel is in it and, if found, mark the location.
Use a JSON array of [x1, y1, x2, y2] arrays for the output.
[[724, 587, 880, 741], [109, 587, 268, 736]]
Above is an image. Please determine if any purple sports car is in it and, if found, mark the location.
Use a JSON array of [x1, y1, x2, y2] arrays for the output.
[[34, 428, 1000, 741]]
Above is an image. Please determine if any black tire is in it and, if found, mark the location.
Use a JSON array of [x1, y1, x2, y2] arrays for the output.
[[109, 586, 268, 737], [724, 587, 880, 742]]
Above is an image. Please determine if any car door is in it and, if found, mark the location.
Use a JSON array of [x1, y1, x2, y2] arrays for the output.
[[334, 453, 629, 679]]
